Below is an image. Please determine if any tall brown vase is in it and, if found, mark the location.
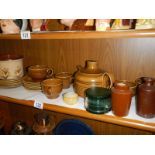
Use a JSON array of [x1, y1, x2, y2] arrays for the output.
[[137, 77, 155, 118]]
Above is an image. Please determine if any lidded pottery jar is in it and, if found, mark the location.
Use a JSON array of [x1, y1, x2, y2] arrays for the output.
[[137, 77, 155, 118], [74, 60, 115, 97], [112, 82, 132, 117]]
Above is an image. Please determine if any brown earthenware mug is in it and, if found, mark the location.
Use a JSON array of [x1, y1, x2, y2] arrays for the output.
[[55, 72, 72, 89], [28, 65, 53, 82], [41, 78, 63, 99]]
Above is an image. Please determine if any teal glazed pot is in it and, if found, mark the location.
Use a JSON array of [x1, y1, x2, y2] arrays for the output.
[[84, 87, 111, 114]]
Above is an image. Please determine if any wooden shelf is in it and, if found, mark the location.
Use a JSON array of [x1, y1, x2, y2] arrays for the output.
[[0, 94, 155, 133], [1, 29, 155, 40]]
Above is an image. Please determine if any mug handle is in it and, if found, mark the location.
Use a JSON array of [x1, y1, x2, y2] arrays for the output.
[[46, 68, 54, 78]]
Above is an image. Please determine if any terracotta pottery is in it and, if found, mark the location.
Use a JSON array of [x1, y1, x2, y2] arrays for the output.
[[137, 77, 155, 118], [112, 82, 132, 117], [73, 60, 115, 97]]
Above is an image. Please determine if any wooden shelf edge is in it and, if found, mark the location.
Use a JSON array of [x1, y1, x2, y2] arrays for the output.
[[0, 95, 155, 133], [1, 30, 155, 39]]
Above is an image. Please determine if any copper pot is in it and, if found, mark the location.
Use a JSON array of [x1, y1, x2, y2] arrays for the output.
[[73, 60, 115, 97]]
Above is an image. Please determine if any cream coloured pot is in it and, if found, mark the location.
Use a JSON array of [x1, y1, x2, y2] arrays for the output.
[[0, 54, 24, 80], [73, 60, 115, 97]]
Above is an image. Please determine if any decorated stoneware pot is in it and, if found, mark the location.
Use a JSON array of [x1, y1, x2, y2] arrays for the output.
[[0, 54, 24, 80], [73, 60, 115, 97]]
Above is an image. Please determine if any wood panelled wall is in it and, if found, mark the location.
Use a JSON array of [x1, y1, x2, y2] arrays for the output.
[[0, 38, 155, 81]]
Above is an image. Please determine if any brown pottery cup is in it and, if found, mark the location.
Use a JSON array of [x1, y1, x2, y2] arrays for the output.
[[55, 72, 72, 89], [41, 78, 63, 99], [28, 65, 53, 82]]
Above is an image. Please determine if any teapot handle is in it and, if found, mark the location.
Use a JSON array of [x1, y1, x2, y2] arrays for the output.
[[76, 65, 82, 71], [102, 72, 115, 88]]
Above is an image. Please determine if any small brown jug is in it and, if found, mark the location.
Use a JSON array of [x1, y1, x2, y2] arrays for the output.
[[137, 77, 155, 118], [32, 112, 55, 135], [74, 60, 115, 97]]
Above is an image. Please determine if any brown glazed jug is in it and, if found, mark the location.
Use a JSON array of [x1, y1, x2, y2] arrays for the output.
[[112, 82, 132, 117], [74, 60, 115, 97], [137, 77, 155, 118], [32, 112, 55, 135]]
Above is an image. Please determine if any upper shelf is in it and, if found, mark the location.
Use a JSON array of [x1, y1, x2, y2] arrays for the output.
[[1, 29, 155, 40]]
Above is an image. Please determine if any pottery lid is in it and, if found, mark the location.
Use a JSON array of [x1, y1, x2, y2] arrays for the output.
[[85, 87, 111, 99]]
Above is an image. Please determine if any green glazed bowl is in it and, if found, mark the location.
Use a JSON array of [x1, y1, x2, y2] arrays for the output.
[[84, 87, 111, 114]]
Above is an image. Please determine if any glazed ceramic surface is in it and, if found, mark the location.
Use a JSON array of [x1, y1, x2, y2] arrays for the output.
[[137, 77, 155, 118], [74, 60, 115, 97], [84, 87, 111, 114], [116, 80, 137, 96], [55, 72, 72, 89], [28, 65, 53, 82], [112, 82, 132, 117], [41, 78, 63, 99], [33, 112, 55, 135], [0, 54, 23, 80]]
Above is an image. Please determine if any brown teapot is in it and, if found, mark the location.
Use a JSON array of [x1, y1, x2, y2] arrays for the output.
[[73, 60, 115, 97]]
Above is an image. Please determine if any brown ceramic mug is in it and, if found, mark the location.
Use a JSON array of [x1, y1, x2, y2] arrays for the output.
[[28, 65, 53, 82], [41, 78, 63, 99], [55, 72, 72, 89]]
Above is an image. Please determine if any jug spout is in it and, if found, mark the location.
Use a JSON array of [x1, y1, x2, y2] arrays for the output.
[[86, 60, 98, 70]]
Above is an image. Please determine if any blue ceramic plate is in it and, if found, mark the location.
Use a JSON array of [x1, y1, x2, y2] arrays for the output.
[[53, 119, 94, 135]]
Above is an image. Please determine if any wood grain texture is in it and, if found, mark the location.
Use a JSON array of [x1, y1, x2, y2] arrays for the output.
[[0, 101, 12, 134], [1, 30, 155, 39], [0, 38, 155, 81], [2, 102, 152, 135]]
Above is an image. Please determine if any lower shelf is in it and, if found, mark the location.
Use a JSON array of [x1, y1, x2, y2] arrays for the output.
[[0, 85, 155, 133]]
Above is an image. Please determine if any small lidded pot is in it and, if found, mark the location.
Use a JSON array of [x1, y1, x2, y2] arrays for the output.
[[84, 87, 111, 114], [63, 92, 78, 105]]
